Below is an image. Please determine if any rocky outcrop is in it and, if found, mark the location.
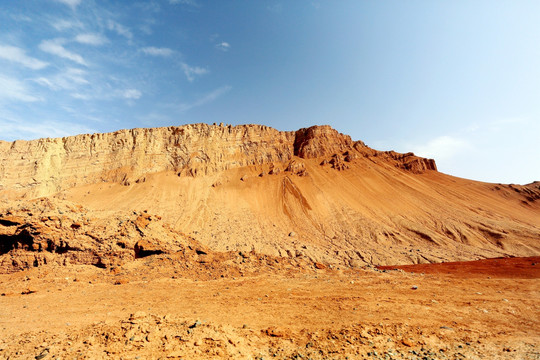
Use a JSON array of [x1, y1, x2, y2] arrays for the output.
[[284, 160, 308, 176], [385, 151, 438, 173], [0, 123, 437, 198], [293, 125, 353, 159], [0, 199, 186, 273]]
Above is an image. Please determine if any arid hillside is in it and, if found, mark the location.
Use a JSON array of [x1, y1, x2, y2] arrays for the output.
[[0, 124, 539, 272], [1, 124, 539, 359]]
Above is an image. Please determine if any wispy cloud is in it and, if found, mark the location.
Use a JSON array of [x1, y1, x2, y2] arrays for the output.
[[75, 33, 108, 46], [0, 74, 40, 102], [121, 89, 142, 99], [0, 45, 49, 70], [136, 2, 161, 13], [181, 63, 208, 82], [140, 46, 173, 56], [34, 67, 89, 91], [39, 39, 87, 66], [177, 85, 231, 112], [0, 118, 95, 141], [169, 0, 200, 7], [215, 42, 230, 52], [51, 19, 83, 31], [54, 0, 82, 10], [71, 92, 91, 100], [140, 18, 157, 35], [411, 135, 469, 161], [10, 14, 33, 22], [107, 20, 133, 40]]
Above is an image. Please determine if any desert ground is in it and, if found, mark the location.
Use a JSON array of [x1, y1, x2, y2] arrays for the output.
[[0, 256, 539, 359], [1, 124, 539, 359]]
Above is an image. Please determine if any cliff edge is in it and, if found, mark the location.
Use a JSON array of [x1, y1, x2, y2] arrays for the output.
[[0, 123, 435, 198]]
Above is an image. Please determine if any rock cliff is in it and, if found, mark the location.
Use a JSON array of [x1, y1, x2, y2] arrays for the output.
[[0, 123, 436, 198]]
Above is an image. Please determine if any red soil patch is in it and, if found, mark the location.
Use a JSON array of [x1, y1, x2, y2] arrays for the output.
[[377, 256, 540, 279]]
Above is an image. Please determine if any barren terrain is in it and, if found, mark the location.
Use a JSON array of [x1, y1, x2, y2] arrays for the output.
[[1, 256, 539, 359], [0, 124, 539, 359]]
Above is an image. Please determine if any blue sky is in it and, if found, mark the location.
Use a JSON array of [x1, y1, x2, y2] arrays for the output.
[[0, 0, 539, 184]]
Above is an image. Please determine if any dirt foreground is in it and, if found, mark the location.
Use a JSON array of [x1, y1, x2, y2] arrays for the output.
[[1, 257, 538, 360]]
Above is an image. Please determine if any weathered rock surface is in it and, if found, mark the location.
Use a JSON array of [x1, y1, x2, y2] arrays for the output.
[[0, 199, 186, 273], [0, 124, 435, 198]]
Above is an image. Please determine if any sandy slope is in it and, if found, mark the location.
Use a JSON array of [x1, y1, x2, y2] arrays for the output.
[[60, 156, 540, 266]]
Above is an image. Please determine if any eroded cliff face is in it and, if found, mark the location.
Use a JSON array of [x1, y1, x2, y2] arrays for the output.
[[0, 123, 436, 198], [0, 124, 293, 197]]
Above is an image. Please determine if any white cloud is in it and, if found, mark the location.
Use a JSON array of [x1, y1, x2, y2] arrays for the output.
[[121, 89, 142, 99], [51, 19, 83, 31], [0, 45, 49, 70], [169, 0, 200, 6], [0, 74, 40, 102], [0, 119, 95, 141], [75, 33, 108, 46], [107, 20, 133, 40], [54, 0, 81, 10], [39, 39, 87, 66], [34, 67, 89, 90], [71, 93, 91, 100], [10, 14, 33, 22], [136, 2, 161, 13], [140, 46, 173, 56], [181, 63, 208, 82], [411, 136, 469, 161], [140, 18, 157, 35], [177, 85, 231, 112], [34, 68, 141, 102], [215, 42, 230, 52]]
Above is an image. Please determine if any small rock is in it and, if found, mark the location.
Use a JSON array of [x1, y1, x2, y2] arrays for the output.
[[189, 320, 202, 329], [35, 349, 49, 360], [167, 350, 184, 358], [402, 339, 414, 347], [134, 239, 164, 258], [114, 278, 129, 285], [129, 311, 147, 323], [411, 285, 418, 290], [288, 232, 296, 237], [264, 326, 285, 337]]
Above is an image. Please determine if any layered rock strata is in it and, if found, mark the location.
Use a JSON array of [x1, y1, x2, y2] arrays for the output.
[[0, 124, 436, 197]]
